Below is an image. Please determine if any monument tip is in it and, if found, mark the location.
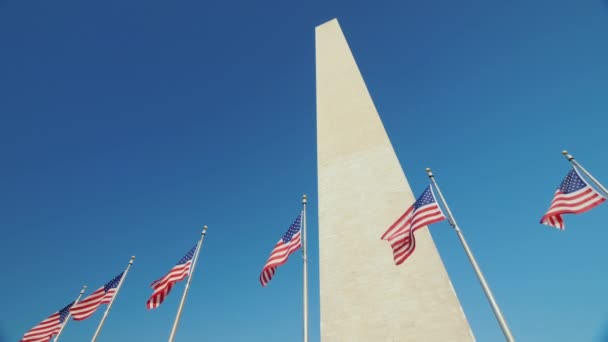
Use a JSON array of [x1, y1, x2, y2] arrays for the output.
[[316, 18, 340, 31]]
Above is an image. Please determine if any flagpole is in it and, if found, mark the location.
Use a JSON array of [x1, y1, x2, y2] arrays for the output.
[[53, 285, 87, 342], [168, 226, 208, 342], [426, 168, 515, 342], [563, 150, 608, 198], [302, 194, 309, 342], [91, 256, 135, 342]]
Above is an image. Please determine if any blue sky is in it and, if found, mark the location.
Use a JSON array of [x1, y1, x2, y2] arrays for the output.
[[1, 0, 608, 341]]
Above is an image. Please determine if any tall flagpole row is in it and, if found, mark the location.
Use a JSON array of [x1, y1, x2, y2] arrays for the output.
[[302, 194, 309, 342], [168, 225, 208, 342], [563, 150, 608, 198], [426, 168, 515, 342], [91, 256, 135, 342], [53, 285, 87, 342]]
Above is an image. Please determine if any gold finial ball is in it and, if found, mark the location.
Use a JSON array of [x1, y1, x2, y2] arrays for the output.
[[425, 167, 432, 172], [203, 225, 208, 231], [562, 150, 568, 155], [131, 255, 136, 260]]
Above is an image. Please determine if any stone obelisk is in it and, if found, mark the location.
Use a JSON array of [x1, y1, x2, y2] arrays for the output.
[[316, 19, 474, 341]]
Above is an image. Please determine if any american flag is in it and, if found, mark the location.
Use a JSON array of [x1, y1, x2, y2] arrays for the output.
[[540, 167, 605, 230], [147, 244, 197, 309], [381, 186, 446, 265], [259, 213, 302, 287], [69, 272, 123, 321], [20, 302, 73, 342]]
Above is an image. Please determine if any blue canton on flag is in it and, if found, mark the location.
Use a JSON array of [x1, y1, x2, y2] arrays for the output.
[[558, 168, 588, 194], [177, 245, 197, 265], [104, 272, 124, 292], [58, 302, 74, 323], [281, 215, 302, 243], [413, 187, 438, 210]]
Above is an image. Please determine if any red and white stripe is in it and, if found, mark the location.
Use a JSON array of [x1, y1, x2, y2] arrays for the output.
[[69, 288, 116, 321], [540, 187, 605, 230], [259, 231, 301, 286], [20, 313, 61, 342], [382, 202, 446, 265], [146, 260, 192, 309]]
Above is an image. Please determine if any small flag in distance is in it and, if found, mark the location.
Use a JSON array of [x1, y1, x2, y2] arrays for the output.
[[146, 244, 197, 309], [259, 213, 302, 287], [540, 167, 605, 230], [381, 186, 446, 265], [69, 272, 123, 321], [20, 302, 73, 342]]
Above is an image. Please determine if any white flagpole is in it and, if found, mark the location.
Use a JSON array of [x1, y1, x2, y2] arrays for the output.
[[91, 256, 136, 342], [168, 226, 208, 342], [426, 168, 515, 342], [563, 150, 608, 197], [53, 285, 87, 342], [302, 194, 309, 342]]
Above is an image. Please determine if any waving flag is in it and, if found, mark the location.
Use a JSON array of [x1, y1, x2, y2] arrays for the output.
[[20, 302, 73, 342], [147, 244, 197, 309], [381, 186, 446, 265], [259, 213, 302, 286], [540, 167, 605, 230], [69, 273, 123, 321]]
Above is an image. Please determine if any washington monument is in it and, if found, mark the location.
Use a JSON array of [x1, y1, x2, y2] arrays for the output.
[[315, 19, 475, 341]]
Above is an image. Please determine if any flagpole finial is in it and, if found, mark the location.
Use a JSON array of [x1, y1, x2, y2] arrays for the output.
[[302, 194, 307, 204], [202, 225, 208, 235], [129, 256, 136, 264], [425, 168, 434, 178], [80, 285, 88, 294], [562, 150, 574, 161]]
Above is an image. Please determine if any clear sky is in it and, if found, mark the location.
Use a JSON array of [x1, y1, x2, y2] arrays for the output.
[[1, 0, 608, 341]]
